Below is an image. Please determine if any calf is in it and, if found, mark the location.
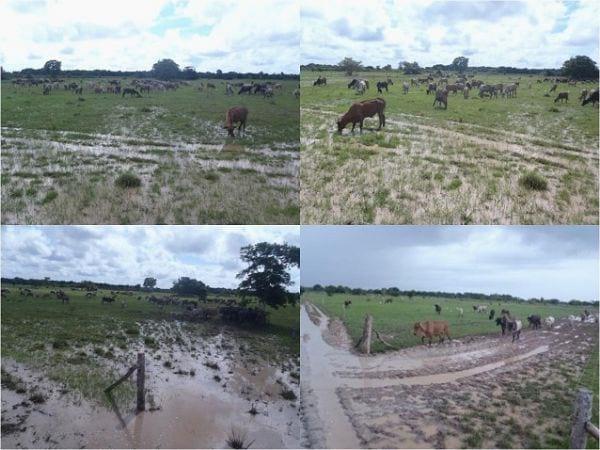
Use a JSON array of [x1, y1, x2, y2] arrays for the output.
[[336, 98, 386, 134], [413, 321, 451, 346], [224, 106, 248, 137]]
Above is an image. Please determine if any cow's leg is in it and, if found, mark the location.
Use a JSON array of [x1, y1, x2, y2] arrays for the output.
[[359, 119, 364, 134], [351, 122, 356, 133]]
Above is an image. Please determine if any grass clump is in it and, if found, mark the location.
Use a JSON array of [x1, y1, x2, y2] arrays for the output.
[[519, 171, 548, 191], [115, 173, 142, 189], [41, 190, 58, 204]]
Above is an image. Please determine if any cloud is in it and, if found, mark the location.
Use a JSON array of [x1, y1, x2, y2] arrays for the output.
[[0, 0, 299, 73], [1, 226, 300, 291], [300, 0, 599, 68], [301, 226, 599, 302]]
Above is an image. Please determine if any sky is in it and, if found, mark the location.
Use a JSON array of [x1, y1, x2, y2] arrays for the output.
[[0, 0, 299, 73], [1, 226, 300, 290], [301, 226, 599, 302], [301, 0, 599, 69]]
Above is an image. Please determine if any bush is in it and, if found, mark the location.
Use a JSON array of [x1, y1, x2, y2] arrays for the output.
[[115, 173, 142, 189], [519, 171, 548, 191], [41, 190, 58, 204]]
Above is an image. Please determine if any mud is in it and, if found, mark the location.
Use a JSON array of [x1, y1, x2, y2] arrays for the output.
[[300, 303, 598, 448], [2, 325, 300, 449]]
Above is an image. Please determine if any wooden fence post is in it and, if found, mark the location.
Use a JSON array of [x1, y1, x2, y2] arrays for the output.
[[570, 388, 592, 449], [136, 352, 145, 412], [358, 314, 373, 355]]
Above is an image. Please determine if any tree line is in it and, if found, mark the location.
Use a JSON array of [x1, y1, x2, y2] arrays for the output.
[[302, 285, 599, 307], [1, 58, 299, 81], [301, 55, 598, 80]]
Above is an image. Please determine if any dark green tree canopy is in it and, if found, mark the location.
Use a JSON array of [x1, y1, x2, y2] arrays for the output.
[[452, 56, 469, 73], [152, 59, 181, 80], [399, 61, 422, 74], [172, 277, 207, 300], [561, 56, 598, 80], [338, 57, 363, 76], [43, 59, 61, 76], [143, 277, 157, 289], [237, 242, 300, 309]]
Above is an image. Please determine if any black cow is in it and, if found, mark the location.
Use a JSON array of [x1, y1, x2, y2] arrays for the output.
[[527, 315, 541, 329]]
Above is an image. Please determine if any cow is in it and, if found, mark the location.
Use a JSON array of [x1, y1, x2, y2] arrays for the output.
[[510, 319, 522, 342], [489, 309, 495, 320], [348, 79, 369, 90], [582, 89, 598, 106], [433, 90, 448, 109], [434, 304, 442, 315], [496, 316, 508, 335], [344, 300, 352, 308], [102, 296, 115, 304], [238, 84, 253, 95], [225, 83, 234, 96], [527, 314, 541, 329], [579, 89, 589, 101], [426, 83, 437, 95], [413, 321, 451, 346], [224, 106, 248, 137], [544, 316, 555, 327], [554, 92, 568, 103], [313, 76, 327, 86], [384, 298, 393, 304], [122, 88, 141, 98], [463, 87, 469, 99], [456, 307, 464, 318], [402, 82, 409, 94], [336, 98, 386, 134], [293, 88, 300, 98], [376, 79, 393, 93]]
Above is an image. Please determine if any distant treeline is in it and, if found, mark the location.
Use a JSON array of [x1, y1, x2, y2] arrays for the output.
[[301, 62, 561, 76], [1, 277, 238, 296], [301, 285, 599, 307]]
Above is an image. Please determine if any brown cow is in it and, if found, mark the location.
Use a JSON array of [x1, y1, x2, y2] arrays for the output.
[[224, 106, 248, 137], [336, 98, 386, 134], [413, 320, 451, 346]]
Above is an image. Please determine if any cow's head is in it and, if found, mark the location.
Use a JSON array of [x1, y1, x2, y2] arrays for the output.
[[413, 322, 425, 337], [336, 117, 345, 134]]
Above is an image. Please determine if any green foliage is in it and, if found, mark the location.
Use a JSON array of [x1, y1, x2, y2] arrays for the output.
[[43, 59, 61, 75], [115, 173, 142, 189], [338, 57, 363, 76], [519, 171, 548, 191], [400, 61, 422, 74], [561, 56, 599, 80], [151, 58, 181, 80], [143, 277, 157, 289], [452, 56, 469, 73], [172, 277, 207, 300]]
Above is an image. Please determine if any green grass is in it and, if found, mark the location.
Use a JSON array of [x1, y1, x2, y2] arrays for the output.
[[578, 344, 599, 449], [303, 292, 597, 353]]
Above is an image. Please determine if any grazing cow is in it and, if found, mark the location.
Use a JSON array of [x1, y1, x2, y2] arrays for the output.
[[434, 304, 442, 315], [238, 84, 253, 95], [445, 84, 459, 94], [489, 309, 495, 320], [348, 79, 369, 90], [224, 106, 248, 137], [579, 89, 588, 101], [402, 82, 409, 94], [527, 314, 541, 329], [426, 83, 437, 95], [122, 88, 142, 98], [384, 298, 393, 304], [102, 296, 115, 304], [413, 321, 451, 346], [337, 98, 386, 134], [206, 82, 216, 90], [313, 76, 327, 86], [582, 89, 599, 106], [544, 316, 555, 327], [376, 79, 393, 93], [433, 90, 448, 109], [456, 307, 464, 318], [554, 92, 568, 103], [478, 84, 495, 98], [344, 300, 352, 308]]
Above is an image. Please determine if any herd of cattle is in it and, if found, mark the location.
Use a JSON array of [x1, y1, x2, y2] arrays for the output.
[[312, 73, 599, 134], [340, 297, 598, 346]]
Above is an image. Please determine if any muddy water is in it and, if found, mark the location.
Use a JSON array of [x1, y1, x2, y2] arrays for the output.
[[2, 329, 300, 449]]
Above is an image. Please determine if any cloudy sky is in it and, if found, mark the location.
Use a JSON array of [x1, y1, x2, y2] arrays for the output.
[[1, 226, 300, 290], [0, 0, 299, 73], [301, 0, 599, 68], [301, 226, 599, 302]]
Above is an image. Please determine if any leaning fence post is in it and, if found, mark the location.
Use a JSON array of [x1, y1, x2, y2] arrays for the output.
[[570, 388, 592, 449], [136, 352, 145, 412], [358, 314, 373, 355]]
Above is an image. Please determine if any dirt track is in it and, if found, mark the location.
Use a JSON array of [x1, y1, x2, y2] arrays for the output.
[[300, 303, 598, 448]]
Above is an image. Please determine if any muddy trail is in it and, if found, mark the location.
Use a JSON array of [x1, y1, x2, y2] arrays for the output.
[[300, 303, 598, 448], [1, 327, 301, 449]]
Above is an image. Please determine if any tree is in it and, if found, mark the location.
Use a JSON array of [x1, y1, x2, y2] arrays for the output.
[[561, 56, 599, 80], [151, 59, 181, 80], [338, 57, 363, 76], [43, 59, 61, 76], [143, 277, 157, 290], [451, 56, 469, 74], [399, 61, 422, 74], [236, 242, 300, 309], [182, 66, 198, 80], [325, 286, 335, 297], [172, 277, 207, 300]]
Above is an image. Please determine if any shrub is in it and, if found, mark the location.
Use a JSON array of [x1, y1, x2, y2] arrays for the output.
[[519, 171, 548, 191], [115, 173, 142, 189], [41, 190, 58, 204]]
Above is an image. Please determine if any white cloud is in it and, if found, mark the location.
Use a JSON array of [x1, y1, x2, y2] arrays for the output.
[[0, 0, 299, 73], [1, 226, 300, 290]]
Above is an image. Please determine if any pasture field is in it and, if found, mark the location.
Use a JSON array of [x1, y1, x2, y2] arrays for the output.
[[1, 78, 299, 224], [300, 70, 599, 224], [303, 291, 597, 352], [1, 285, 300, 448]]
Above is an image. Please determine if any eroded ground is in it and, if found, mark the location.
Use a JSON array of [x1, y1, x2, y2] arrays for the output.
[[1, 321, 300, 449], [300, 303, 598, 449]]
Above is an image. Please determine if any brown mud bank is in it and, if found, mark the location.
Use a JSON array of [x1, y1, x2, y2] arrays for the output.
[[2, 327, 300, 449], [300, 303, 598, 448]]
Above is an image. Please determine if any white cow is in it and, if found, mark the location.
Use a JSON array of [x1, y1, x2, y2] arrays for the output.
[[544, 316, 555, 327], [456, 307, 464, 318]]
